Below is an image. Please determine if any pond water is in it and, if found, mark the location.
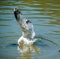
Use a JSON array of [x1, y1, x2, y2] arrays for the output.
[[0, 0, 60, 59]]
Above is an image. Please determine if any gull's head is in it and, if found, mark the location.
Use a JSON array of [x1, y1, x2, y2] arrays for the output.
[[14, 8, 21, 20]]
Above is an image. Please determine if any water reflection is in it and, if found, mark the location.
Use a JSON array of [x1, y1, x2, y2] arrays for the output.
[[18, 43, 40, 59]]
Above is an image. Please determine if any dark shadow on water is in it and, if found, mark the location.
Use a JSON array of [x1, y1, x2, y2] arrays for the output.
[[1, 43, 18, 48], [3, 39, 49, 48], [7, 43, 18, 47]]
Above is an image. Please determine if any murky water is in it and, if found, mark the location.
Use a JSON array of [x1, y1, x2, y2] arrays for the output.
[[0, 0, 60, 59]]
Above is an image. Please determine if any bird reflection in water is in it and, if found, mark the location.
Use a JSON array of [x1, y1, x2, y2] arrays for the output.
[[18, 41, 40, 59]]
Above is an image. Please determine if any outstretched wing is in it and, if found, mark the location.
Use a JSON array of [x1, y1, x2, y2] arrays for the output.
[[14, 8, 35, 39]]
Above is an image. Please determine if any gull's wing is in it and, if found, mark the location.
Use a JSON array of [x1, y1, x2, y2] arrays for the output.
[[14, 8, 35, 39]]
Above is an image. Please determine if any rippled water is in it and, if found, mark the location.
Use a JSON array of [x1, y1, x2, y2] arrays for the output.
[[0, 0, 60, 59]]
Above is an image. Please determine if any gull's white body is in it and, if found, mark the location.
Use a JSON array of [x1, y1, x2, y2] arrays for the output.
[[18, 36, 37, 45], [14, 8, 36, 46], [17, 15, 36, 45]]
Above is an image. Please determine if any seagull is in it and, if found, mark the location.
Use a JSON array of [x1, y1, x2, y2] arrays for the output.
[[14, 8, 37, 46]]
